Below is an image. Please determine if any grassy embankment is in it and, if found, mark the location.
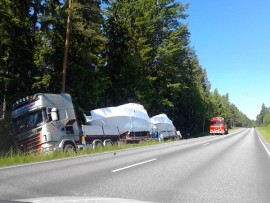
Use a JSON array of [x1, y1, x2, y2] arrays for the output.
[[257, 126, 270, 143], [0, 140, 170, 167]]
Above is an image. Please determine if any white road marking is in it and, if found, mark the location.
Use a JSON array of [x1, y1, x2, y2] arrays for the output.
[[202, 143, 210, 146], [257, 133, 270, 158], [112, 158, 157, 173]]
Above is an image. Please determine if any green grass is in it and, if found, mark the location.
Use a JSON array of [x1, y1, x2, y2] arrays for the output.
[[0, 140, 168, 167], [257, 126, 270, 143]]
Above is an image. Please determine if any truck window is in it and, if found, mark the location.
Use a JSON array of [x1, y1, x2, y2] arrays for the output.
[[47, 108, 67, 122], [13, 109, 44, 134], [47, 108, 53, 122], [211, 121, 223, 125]]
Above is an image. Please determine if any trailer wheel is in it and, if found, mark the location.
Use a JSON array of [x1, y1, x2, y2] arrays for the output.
[[147, 139, 153, 143], [92, 140, 103, 149], [103, 139, 113, 148], [139, 140, 145, 145], [117, 141, 124, 146], [63, 143, 76, 153]]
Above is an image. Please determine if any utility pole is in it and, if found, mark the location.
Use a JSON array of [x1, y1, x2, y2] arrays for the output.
[[61, 0, 72, 93]]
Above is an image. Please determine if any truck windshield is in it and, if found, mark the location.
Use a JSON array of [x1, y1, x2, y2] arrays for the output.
[[211, 121, 223, 125], [13, 109, 44, 134]]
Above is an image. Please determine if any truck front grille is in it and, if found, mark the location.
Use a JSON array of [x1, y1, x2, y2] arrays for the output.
[[15, 133, 42, 153]]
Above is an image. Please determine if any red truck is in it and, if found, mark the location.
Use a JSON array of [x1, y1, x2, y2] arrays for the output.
[[210, 117, 228, 135]]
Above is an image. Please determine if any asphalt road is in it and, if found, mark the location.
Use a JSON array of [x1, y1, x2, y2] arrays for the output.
[[1, 128, 270, 203]]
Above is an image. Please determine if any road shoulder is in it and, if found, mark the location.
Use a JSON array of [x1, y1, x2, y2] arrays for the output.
[[255, 128, 270, 157]]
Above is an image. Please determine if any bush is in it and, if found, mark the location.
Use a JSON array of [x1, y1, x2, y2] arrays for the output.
[[0, 112, 15, 156]]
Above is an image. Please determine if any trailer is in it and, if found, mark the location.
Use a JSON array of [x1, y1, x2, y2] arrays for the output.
[[82, 103, 155, 146], [150, 114, 181, 140], [84, 103, 152, 134]]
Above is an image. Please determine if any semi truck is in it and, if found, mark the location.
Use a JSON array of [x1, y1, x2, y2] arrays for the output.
[[11, 93, 181, 153], [11, 93, 82, 153], [209, 117, 228, 135]]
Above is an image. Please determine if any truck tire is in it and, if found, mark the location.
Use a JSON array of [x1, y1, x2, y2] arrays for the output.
[[103, 139, 113, 147], [63, 143, 76, 153], [92, 139, 103, 149], [117, 141, 124, 146], [139, 140, 145, 145]]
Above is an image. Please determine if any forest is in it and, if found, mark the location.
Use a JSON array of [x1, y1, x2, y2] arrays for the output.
[[0, 0, 254, 152], [256, 104, 270, 127]]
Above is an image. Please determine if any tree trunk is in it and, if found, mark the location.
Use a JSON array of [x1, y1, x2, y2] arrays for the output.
[[1, 94, 6, 120], [202, 119, 205, 133]]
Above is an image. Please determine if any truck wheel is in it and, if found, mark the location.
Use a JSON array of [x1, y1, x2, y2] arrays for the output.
[[147, 139, 154, 143], [139, 140, 145, 145], [117, 141, 124, 146], [92, 140, 103, 149], [103, 140, 113, 147], [64, 143, 76, 153]]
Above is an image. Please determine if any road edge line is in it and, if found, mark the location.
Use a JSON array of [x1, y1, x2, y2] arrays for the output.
[[255, 128, 270, 158]]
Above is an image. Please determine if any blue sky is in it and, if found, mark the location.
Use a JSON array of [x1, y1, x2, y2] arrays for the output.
[[181, 0, 270, 120]]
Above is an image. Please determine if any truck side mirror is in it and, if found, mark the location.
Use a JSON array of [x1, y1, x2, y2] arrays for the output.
[[51, 108, 59, 121]]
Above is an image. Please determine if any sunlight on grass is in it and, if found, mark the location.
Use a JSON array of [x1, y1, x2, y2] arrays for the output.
[[257, 127, 270, 143]]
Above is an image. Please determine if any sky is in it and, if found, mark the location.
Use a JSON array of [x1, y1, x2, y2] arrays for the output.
[[180, 0, 270, 120]]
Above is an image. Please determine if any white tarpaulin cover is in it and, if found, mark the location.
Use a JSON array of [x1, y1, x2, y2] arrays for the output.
[[84, 103, 152, 134], [150, 114, 176, 138]]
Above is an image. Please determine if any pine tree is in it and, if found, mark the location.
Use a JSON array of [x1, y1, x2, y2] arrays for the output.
[[0, 0, 37, 109], [66, 0, 108, 113]]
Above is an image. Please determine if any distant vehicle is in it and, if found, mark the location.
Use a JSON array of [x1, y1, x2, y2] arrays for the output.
[[11, 93, 181, 154], [209, 117, 228, 135]]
